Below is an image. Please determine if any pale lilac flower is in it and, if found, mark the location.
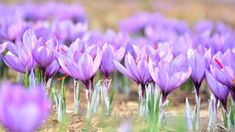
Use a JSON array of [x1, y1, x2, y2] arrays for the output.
[[100, 43, 125, 78], [113, 45, 152, 96], [210, 50, 235, 100], [149, 54, 191, 102], [206, 71, 230, 111], [187, 46, 211, 96], [58, 43, 102, 89], [3, 42, 34, 73]]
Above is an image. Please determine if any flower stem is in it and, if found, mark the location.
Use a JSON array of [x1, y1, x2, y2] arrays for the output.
[[73, 79, 80, 114], [101, 79, 112, 116], [138, 84, 146, 116], [193, 93, 201, 131]]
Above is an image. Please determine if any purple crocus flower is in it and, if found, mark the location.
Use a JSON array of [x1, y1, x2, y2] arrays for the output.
[[58, 45, 102, 89], [3, 29, 39, 73], [148, 54, 192, 102], [32, 39, 60, 79], [3, 42, 34, 73], [210, 50, 235, 100], [33, 39, 57, 69], [113, 45, 152, 97], [206, 71, 229, 111], [100, 43, 125, 78], [187, 46, 211, 96], [0, 82, 50, 132]]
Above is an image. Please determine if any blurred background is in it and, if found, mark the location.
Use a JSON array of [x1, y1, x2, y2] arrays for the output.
[[2, 0, 235, 31]]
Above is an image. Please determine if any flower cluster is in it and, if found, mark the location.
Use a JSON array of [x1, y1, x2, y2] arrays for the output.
[[0, 3, 235, 131]]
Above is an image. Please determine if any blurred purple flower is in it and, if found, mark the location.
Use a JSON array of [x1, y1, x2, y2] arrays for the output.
[[206, 71, 229, 111], [148, 54, 191, 102], [52, 20, 87, 45], [194, 20, 213, 34], [53, 3, 87, 23], [0, 82, 50, 132], [172, 34, 193, 56], [119, 13, 163, 33], [32, 21, 52, 40], [0, 15, 28, 42], [22, 3, 87, 23], [100, 43, 125, 78]]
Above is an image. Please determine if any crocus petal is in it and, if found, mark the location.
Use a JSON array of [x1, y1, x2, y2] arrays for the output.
[[92, 48, 102, 76], [113, 60, 137, 82], [23, 29, 37, 49], [148, 58, 157, 82], [206, 71, 229, 108], [125, 53, 139, 82], [46, 60, 60, 78], [114, 46, 125, 61], [57, 55, 71, 75], [4, 52, 25, 73], [0, 42, 8, 54], [100, 44, 114, 75]]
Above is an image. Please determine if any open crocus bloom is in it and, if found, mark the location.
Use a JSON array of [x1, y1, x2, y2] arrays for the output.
[[33, 39, 57, 69], [33, 38, 60, 78], [210, 50, 235, 88], [206, 71, 229, 111], [3, 42, 34, 73], [148, 54, 192, 102], [0, 82, 50, 132], [100, 43, 125, 78], [2, 29, 38, 73], [187, 46, 211, 96], [58, 43, 102, 89], [113, 45, 152, 96], [210, 50, 235, 100]]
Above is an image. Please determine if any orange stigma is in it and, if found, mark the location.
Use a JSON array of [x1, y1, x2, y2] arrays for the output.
[[232, 77, 235, 84]]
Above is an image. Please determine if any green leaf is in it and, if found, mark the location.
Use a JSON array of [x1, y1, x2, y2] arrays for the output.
[[109, 88, 115, 106], [35, 68, 42, 83], [230, 105, 235, 125], [223, 110, 228, 128], [24, 69, 29, 87]]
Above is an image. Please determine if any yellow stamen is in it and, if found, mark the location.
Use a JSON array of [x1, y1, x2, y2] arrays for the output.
[[232, 77, 235, 83]]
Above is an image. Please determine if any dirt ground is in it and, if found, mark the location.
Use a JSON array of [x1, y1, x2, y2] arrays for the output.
[[36, 83, 225, 132]]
